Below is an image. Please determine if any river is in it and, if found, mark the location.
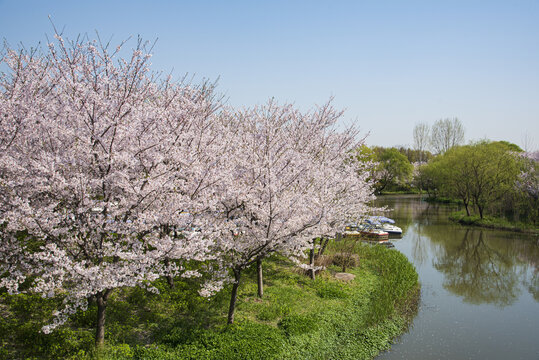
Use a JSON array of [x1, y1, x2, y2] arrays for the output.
[[375, 195, 539, 360]]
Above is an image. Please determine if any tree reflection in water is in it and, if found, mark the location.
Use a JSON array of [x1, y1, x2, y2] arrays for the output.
[[518, 239, 539, 302], [410, 223, 429, 267], [377, 195, 539, 306], [432, 229, 519, 307]]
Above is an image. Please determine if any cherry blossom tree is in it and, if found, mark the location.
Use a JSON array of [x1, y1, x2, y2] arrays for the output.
[[0, 34, 227, 347], [214, 100, 375, 324], [516, 151, 539, 224]]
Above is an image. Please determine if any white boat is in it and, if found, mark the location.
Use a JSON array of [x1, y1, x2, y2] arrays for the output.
[[365, 216, 402, 235], [377, 223, 402, 234]]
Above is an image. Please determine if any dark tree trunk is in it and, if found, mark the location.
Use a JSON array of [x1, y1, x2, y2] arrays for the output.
[[164, 257, 175, 288], [166, 275, 175, 289], [318, 237, 329, 256], [256, 258, 263, 298], [227, 268, 242, 325], [463, 200, 470, 216], [95, 290, 111, 348], [309, 244, 316, 280], [478, 204, 484, 219]]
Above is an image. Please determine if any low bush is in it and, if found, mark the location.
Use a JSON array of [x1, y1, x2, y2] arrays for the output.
[[332, 252, 360, 269]]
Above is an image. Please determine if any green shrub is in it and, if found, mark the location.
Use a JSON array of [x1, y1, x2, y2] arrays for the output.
[[332, 252, 360, 269]]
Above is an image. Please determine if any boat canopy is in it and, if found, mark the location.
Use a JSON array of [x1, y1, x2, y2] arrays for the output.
[[365, 216, 395, 225]]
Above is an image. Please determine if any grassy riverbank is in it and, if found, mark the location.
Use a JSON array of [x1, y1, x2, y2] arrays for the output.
[[449, 211, 539, 235], [1, 244, 419, 360]]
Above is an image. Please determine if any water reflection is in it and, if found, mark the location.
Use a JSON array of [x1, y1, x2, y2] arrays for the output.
[[376, 195, 539, 360], [527, 272, 539, 302], [379, 195, 539, 306], [432, 229, 518, 306]]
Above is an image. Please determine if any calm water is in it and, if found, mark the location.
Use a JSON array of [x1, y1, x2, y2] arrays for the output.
[[375, 195, 539, 360]]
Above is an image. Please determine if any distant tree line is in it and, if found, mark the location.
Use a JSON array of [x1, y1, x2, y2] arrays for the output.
[[416, 141, 537, 222], [355, 119, 538, 224]]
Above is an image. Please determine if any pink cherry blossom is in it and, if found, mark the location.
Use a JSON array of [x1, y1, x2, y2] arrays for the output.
[[0, 34, 227, 346]]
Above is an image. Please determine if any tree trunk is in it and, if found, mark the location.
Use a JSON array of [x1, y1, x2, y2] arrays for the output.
[[478, 204, 484, 219], [463, 200, 470, 216], [256, 258, 263, 298], [164, 257, 175, 288], [227, 268, 242, 325], [309, 244, 316, 280], [318, 237, 329, 256], [95, 290, 111, 348], [166, 275, 175, 289]]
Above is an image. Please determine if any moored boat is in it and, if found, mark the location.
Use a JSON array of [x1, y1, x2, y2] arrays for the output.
[[343, 223, 389, 240], [365, 216, 402, 235], [377, 222, 402, 234]]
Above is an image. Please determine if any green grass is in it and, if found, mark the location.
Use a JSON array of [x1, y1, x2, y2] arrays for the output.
[[449, 211, 539, 235], [0, 244, 419, 360]]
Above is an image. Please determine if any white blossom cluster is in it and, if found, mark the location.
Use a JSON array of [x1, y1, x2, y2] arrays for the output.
[[516, 151, 539, 199], [211, 100, 376, 275]]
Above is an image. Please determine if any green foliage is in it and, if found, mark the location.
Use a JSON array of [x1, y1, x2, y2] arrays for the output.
[[420, 140, 524, 220], [332, 252, 359, 269], [354, 144, 377, 164], [353, 145, 418, 193], [351, 144, 378, 185], [98, 344, 134, 359], [414, 160, 442, 197], [395, 146, 433, 163], [492, 141, 523, 152], [255, 303, 291, 321], [372, 147, 414, 193], [314, 279, 349, 299], [155, 321, 287, 360], [1, 248, 419, 360], [0, 292, 95, 360], [357, 245, 419, 325], [449, 211, 539, 234], [278, 314, 318, 337]]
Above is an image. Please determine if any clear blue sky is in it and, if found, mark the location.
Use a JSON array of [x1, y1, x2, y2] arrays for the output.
[[1, 0, 538, 150]]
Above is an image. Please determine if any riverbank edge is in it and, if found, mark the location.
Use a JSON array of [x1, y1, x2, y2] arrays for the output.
[[449, 211, 539, 235]]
